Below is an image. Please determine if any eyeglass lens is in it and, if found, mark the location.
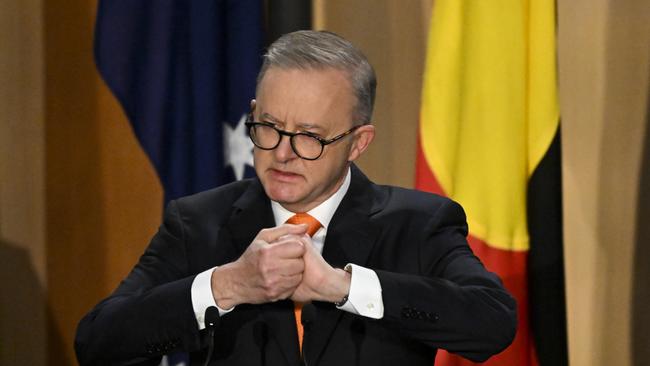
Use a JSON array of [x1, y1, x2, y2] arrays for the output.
[[250, 124, 323, 160]]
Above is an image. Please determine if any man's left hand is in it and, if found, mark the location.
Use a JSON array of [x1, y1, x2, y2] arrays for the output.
[[284, 235, 351, 304]]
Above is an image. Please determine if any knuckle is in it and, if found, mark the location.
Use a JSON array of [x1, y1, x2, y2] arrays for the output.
[[249, 240, 264, 254], [258, 245, 273, 260], [259, 228, 271, 235], [258, 262, 273, 277], [262, 277, 276, 291], [256, 228, 272, 241]]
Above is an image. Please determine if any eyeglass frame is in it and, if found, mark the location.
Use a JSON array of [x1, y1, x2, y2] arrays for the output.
[[244, 114, 363, 160]]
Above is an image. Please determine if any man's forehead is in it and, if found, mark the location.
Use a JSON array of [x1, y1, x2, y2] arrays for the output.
[[255, 67, 356, 129]]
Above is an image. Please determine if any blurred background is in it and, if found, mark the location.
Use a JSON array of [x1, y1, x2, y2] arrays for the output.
[[1, 0, 648, 365]]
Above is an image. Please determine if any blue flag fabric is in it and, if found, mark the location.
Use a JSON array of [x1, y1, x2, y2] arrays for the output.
[[95, 0, 262, 204]]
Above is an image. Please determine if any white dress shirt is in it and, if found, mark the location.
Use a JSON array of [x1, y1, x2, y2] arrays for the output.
[[191, 167, 384, 329]]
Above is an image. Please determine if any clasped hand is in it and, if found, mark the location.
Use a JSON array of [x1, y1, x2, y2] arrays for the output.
[[211, 224, 350, 309]]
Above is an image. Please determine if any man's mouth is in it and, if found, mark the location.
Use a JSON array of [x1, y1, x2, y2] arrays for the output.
[[268, 168, 302, 181]]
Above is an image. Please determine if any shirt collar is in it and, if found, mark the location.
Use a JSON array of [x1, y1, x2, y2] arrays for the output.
[[271, 166, 351, 228]]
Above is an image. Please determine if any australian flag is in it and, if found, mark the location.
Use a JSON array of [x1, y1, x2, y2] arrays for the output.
[[94, 0, 263, 204]]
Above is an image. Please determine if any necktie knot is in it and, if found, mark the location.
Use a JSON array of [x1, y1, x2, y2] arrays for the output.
[[286, 213, 322, 237]]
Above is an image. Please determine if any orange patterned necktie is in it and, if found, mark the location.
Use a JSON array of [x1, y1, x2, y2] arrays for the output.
[[285, 213, 322, 353], [286, 212, 322, 237]]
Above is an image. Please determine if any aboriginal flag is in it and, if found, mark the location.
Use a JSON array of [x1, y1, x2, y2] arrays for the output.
[[94, 0, 263, 204], [416, 1, 568, 365]]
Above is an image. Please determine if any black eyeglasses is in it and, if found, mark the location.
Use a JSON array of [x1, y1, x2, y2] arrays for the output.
[[245, 118, 361, 160]]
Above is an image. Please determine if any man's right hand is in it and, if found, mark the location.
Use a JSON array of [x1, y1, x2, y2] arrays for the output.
[[210, 224, 308, 309]]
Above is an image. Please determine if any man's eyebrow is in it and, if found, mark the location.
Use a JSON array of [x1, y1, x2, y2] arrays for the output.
[[259, 112, 280, 123], [259, 112, 325, 133], [295, 122, 325, 132]]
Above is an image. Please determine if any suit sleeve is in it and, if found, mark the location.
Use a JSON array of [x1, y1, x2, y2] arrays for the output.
[[375, 199, 517, 363], [75, 200, 207, 366]]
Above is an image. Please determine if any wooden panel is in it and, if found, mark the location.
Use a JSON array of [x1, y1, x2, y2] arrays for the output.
[[559, 0, 650, 365], [44, 0, 163, 364], [633, 91, 650, 366], [0, 0, 46, 364], [313, 0, 432, 188]]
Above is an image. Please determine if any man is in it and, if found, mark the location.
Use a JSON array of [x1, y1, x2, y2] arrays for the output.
[[76, 30, 516, 366]]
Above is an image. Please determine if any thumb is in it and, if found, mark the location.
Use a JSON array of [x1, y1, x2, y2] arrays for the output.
[[260, 223, 308, 242], [299, 235, 318, 255]]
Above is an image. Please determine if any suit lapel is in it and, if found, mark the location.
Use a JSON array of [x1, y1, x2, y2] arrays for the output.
[[227, 179, 274, 254], [304, 165, 383, 365], [226, 179, 301, 366]]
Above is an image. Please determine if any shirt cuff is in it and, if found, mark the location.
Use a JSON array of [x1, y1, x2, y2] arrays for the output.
[[336, 263, 384, 319], [191, 266, 235, 330]]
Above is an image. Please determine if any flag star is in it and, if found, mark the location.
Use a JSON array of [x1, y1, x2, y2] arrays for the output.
[[224, 114, 254, 180]]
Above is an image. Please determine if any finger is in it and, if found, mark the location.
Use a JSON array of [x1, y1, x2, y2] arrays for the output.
[[272, 233, 308, 245], [265, 238, 306, 259], [297, 235, 317, 254], [257, 224, 308, 243], [277, 258, 305, 275], [280, 273, 303, 289], [258, 254, 303, 276]]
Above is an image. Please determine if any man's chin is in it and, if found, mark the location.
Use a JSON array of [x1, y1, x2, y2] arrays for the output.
[[265, 185, 303, 204]]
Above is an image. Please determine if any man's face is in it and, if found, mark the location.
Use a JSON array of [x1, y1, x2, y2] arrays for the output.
[[253, 67, 374, 212]]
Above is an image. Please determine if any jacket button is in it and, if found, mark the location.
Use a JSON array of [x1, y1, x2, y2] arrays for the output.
[[427, 312, 439, 323]]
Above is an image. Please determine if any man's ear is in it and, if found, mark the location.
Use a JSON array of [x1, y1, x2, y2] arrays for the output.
[[348, 124, 375, 162], [250, 99, 256, 113]]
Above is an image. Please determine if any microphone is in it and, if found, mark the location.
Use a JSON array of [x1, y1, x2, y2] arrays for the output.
[[202, 306, 220, 366]]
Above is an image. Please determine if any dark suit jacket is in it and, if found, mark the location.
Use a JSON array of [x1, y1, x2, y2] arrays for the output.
[[75, 165, 516, 366]]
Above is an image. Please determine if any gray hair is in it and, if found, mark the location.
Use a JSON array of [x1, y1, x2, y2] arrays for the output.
[[256, 30, 376, 124]]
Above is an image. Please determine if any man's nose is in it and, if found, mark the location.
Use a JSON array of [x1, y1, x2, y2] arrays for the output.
[[273, 135, 298, 162]]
